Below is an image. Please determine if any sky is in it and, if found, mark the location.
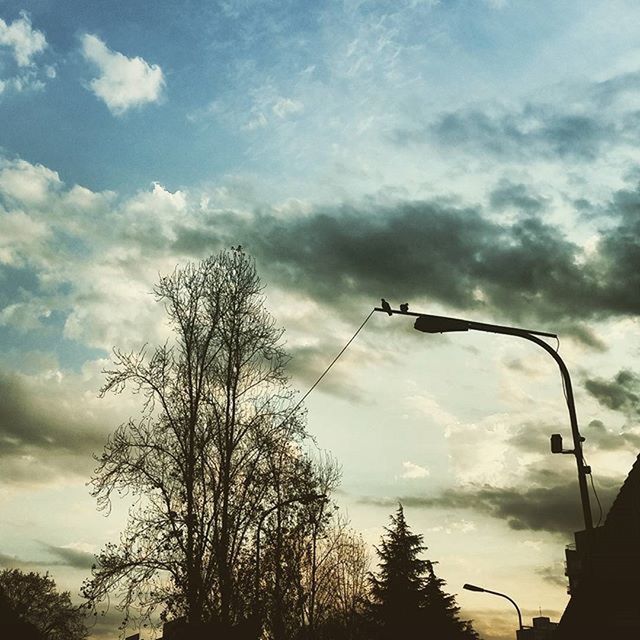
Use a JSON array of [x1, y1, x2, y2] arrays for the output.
[[1, 0, 640, 638]]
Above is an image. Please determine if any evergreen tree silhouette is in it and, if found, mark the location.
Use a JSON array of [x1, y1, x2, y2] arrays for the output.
[[368, 504, 480, 639], [368, 504, 428, 639], [423, 561, 480, 639]]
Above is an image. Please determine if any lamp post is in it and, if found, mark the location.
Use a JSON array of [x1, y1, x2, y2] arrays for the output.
[[463, 583, 523, 631], [375, 306, 593, 531], [254, 493, 327, 622]]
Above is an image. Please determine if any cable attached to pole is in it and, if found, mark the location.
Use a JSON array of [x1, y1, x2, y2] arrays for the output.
[[290, 308, 375, 416]]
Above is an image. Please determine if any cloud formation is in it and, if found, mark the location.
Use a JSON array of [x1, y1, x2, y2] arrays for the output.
[[81, 34, 165, 115], [489, 180, 550, 216], [0, 546, 95, 570], [360, 470, 620, 535], [427, 107, 615, 161], [584, 370, 640, 419], [0, 11, 46, 67], [180, 194, 640, 332], [0, 370, 107, 484], [401, 461, 430, 479], [508, 418, 640, 455], [3, 151, 640, 365], [0, 12, 53, 94], [43, 544, 96, 570]]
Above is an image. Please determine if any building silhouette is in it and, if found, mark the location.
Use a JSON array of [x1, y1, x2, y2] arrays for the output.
[[517, 616, 558, 640], [557, 453, 640, 638]]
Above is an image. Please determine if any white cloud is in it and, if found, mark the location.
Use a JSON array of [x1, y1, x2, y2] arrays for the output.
[[124, 181, 186, 216], [0, 211, 49, 266], [0, 12, 47, 67], [81, 34, 165, 115], [0, 302, 52, 331], [401, 460, 430, 479], [0, 158, 61, 205], [0, 12, 52, 94], [405, 393, 458, 426], [242, 112, 268, 131], [272, 97, 304, 118]]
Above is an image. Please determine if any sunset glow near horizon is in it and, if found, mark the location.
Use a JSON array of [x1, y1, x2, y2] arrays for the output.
[[1, 2, 640, 638]]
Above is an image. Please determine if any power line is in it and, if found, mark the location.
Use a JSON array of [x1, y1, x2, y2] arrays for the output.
[[584, 456, 604, 527], [290, 308, 375, 416]]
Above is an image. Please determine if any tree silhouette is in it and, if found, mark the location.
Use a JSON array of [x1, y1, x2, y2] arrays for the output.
[[368, 505, 429, 639], [0, 569, 87, 640], [369, 505, 480, 640], [423, 561, 479, 639], [82, 250, 315, 632]]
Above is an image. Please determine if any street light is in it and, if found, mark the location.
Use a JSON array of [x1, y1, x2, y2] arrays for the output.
[[463, 583, 523, 631], [375, 306, 593, 531], [254, 492, 327, 618]]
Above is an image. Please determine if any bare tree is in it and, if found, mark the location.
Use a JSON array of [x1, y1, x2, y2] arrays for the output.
[[304, 452, 342, 637], [82, 250, 307, 631], [306, 517, 371, 640], [257, 451, 340, 640]]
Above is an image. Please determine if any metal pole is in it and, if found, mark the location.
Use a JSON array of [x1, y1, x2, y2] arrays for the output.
[[473, 323, 593, 531], [482, 588, 524, 630], [377, 307, 594, 531]]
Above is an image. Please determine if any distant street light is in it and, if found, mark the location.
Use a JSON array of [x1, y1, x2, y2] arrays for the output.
[[463, 583, 523, 631], [375, 306, 593, 531]]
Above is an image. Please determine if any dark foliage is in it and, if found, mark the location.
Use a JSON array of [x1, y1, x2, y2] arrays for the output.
[[368, 505, 479, 640], [0, 569, 87, 640]]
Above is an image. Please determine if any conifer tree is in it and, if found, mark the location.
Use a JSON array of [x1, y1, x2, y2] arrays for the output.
[[368, 504, 428, 639], [369, 505, 480, 640], [423, 561, 480, 639]]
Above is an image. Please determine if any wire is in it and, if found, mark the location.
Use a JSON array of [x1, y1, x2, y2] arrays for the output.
[[556, 353, 603, 525], [553, 336, 602, 526], [584, 456, 604, 527], [288, 308, 375, 417]]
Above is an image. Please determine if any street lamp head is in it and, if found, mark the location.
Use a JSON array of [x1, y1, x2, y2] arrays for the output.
[[414, 315, 470, 334], [463, 583, 485, 593]]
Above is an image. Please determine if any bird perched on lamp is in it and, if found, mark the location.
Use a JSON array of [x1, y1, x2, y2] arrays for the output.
[[381, 299, 392, 315]]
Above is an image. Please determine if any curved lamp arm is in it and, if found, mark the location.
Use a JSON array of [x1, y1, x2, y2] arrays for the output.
[[463, 583, 523, 630], [375, 306, 594, 531]]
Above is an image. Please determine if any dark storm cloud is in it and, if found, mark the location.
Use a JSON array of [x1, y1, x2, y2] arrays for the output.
[[0, 546, 95, 570], [584, 419, 640, 450], [489, 180, 549, 215], [393, 106, 615, 161], [536, 562, 567, 587], [559, 324, 606, 351], [392, 68, 640, 161], [584, 369, 640, 418], [591, 187, 640, 317], [360, 474, 619, 534], [507, 419, 640, 455], [0, 553, 41, 569], [0, 371, 106, 483], [169, 177, 640, 334], [238, 205, 611, 323], [590, 70, 640, 108], [42, 544, 96, 570]]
